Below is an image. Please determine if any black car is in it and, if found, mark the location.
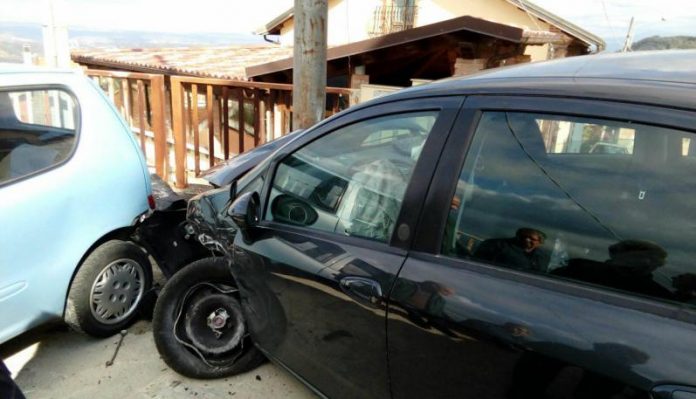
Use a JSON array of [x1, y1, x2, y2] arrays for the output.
[[153, 50, 696, 399]]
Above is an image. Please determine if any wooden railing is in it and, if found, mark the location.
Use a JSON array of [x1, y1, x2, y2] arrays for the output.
[[85, 69, 353, 188], [369, 5, 418, 37], [85, 70, 168, 178], [170, 76, 352, 188]]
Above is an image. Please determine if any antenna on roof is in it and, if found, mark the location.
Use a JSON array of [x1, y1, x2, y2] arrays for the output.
[[621, 17, 635, 52]]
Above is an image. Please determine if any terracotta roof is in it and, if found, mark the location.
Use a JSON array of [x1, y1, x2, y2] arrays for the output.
[[71, 45, 294, 80]]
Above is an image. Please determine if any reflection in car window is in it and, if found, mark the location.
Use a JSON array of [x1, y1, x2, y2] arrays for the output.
[[443, 111, 696, 307], [0, 89, 78, 184], [268, 111, 439, 242]]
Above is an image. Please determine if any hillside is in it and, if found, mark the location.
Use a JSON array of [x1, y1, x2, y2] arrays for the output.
[[633, 35, 696, 50], [0, 22, 263, 63]]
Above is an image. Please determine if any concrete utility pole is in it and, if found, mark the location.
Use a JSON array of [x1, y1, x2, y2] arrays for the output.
[[42, 0, 71, 67], [292, 0, 328, 130]]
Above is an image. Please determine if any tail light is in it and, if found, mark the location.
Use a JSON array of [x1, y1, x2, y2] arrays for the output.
[[148, 195, 156, 210]]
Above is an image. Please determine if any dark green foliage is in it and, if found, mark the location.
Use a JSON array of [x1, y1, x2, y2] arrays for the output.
[[633, 35, 696, 50]]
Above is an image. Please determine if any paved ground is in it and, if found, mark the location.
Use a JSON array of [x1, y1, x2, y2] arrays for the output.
[[1, 320, 315, 399]]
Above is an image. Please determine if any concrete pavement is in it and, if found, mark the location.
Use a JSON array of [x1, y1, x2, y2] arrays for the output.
[[1, 321, 315, 399]]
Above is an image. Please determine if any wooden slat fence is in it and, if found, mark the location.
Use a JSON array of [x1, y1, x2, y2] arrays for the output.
[[170, 76, 352, 188], [85, 69, 352, 188]]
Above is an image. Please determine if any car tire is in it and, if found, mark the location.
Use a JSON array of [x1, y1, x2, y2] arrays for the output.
[[64, 239, 152, 337], [152, 257, 265, 379]]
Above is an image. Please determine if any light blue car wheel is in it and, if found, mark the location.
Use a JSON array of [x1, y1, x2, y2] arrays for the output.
[[89, 258, 147, 324], [65, 240, 152, 337]]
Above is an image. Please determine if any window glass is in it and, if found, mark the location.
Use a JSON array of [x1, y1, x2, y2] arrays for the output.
[[0, 89, 78, 184], [538, 118, 635, 155], [443, 111, 696, 306], [268, 111, 438, 242]]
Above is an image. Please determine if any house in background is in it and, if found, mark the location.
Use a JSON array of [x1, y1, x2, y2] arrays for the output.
[[248, 0, 603, 94], [257, 0, 604, 57], [74, 0, 603, 90]]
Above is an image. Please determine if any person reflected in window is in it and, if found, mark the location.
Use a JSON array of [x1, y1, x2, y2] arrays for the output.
[[673, 273, 696, 303], [474, 228, 551, 272], [554, 240, 672, 300]]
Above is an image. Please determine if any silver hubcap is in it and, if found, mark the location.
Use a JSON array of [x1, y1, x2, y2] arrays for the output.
[[90, 258, 145, 324]]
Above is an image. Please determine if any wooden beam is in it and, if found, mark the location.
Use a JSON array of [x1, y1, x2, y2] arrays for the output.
[[191, 83, 200, 176], [268, 90, 276, 140], [122, 78, 132, 128], [136, 79, 146, 155], [237, 88, 245, 155], [206, 85, 215, 168], [254, 90, 261, 146], [222, 86, 229, 160], [171, 76, 187, 188], [150, 75, 167, 179], [142, 74, 351, 95]]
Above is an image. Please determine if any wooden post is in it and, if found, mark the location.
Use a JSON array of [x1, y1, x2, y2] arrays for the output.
[[331, 94, 339, 115], [237, 88, 245, 155], [136, 79, 146, 155], [279, 93, 288, 136], [122, 78, 132, 127], [107, 77, 115, 104], [257, 90, 265, 145], [150, 75, 167, 179], [222, 86, 230, 160], [184, 84, 191, 152], [191, 84, 200, 175], [269, 90, 276, 140], [292, 0, 328, 129], [171, 77, 187, 188], [206, 85, 215, 168]]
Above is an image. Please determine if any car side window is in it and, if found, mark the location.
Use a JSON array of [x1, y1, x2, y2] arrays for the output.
[[267, 111, 439, 242], [0, 89, 78, 184], [442, 111, 696, 307]]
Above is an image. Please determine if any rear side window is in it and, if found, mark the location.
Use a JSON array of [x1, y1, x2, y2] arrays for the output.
[[0, 88, 78, 184], [442, 111, 696, 307]]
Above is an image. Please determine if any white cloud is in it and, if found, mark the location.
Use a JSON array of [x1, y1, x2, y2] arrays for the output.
[[0, 0, 293, 33], [0, 0, 693, 49]]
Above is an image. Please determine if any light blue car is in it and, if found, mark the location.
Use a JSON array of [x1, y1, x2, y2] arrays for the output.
[[0, 65, 154, 342]]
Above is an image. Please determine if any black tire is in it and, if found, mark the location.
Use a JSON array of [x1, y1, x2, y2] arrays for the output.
[[65, 239, 153, 337], [152, 257, 265, 379]]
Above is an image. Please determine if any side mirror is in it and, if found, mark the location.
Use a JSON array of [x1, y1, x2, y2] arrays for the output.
[[227, 192, 260, 242]]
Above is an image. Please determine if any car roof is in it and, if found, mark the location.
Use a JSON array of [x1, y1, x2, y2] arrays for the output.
[[458, 50, 696, 84], [372, 50, 696, 111]]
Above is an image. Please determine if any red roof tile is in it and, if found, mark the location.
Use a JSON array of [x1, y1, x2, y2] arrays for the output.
[[71, 45, 294, 80]]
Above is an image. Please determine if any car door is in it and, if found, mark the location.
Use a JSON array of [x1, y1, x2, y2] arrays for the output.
[[0, 85, 81, 342], [388, 95, 696, 399], [230, 96, 463, 399]]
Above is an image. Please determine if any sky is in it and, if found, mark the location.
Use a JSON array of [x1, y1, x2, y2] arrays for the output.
[[0, 0, 694, 50]]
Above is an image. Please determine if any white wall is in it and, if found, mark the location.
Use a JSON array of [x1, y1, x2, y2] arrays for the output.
[[277, 0, 554, 61]]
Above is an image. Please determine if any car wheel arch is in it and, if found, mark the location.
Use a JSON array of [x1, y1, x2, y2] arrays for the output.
[[61, 225, 148, 310]]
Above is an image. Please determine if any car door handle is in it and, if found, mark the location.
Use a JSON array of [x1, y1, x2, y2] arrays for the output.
[[340, 277, 383, 306], [653, 385, 696, 399]]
